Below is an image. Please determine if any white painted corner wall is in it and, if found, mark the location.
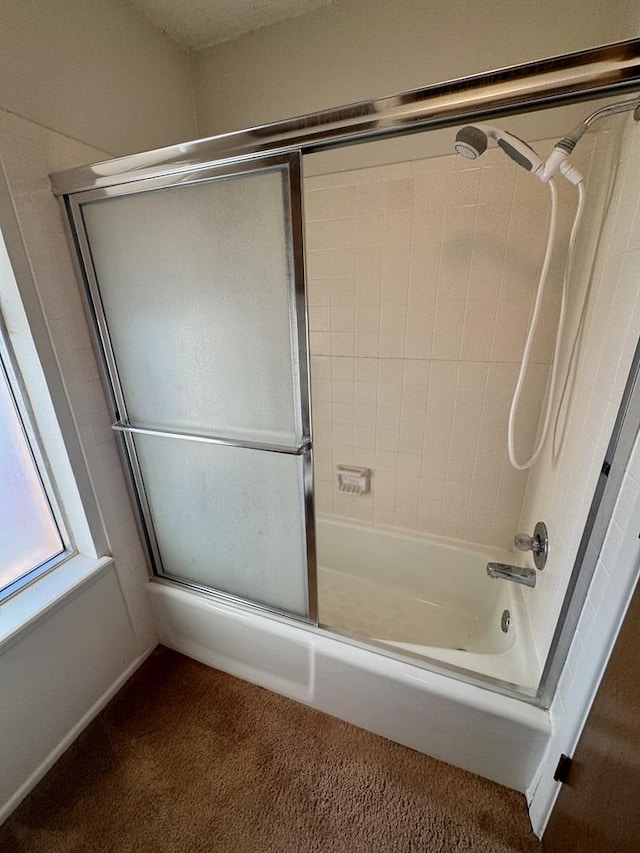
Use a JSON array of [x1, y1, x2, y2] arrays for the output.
[[192, 0, 640, 141], [0, 109, 157, 821], [0, 562, 153, 824], [0, 0, 195, 156], [0, 0, 194, 818]]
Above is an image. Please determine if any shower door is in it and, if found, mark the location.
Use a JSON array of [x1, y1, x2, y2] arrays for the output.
[[68, 154, 316, 621]]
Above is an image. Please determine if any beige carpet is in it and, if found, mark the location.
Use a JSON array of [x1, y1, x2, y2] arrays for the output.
[[1, 647, 541, 852]]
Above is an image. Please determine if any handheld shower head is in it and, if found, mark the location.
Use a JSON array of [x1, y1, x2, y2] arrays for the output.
[[454, 123, 544, 175], [453, 123, 583, 184], [454, 126, 488, 160]]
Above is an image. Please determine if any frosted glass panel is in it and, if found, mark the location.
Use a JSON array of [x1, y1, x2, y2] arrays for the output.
[[0, 363, 63, 590], [82, 166, 300, 445], [133, 434, 309, 617]]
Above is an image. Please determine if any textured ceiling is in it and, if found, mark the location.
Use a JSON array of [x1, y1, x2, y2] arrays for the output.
[[128, 0, 339, 50]]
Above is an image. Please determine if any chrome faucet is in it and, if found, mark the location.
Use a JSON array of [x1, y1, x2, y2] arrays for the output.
[[486, 562, 537, 588], [514, 521, 549, 570], [485, 521, 549, 588]]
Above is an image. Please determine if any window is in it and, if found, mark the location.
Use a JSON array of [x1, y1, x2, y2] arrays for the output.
[[0, 328, 68, 600]]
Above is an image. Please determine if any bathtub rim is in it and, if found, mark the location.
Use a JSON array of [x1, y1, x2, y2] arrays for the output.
[[315, 511, 518, 567], [151, 574, 541, 705]]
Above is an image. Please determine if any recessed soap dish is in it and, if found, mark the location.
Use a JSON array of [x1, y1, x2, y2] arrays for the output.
[[337, 465, 370, 495]]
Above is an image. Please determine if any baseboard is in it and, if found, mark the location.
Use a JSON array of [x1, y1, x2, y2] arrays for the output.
[[0, 643, 157, 825]]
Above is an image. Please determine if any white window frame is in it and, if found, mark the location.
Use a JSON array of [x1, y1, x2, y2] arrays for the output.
[[0, 169, 110, 643], [0, 314, 72, 601]]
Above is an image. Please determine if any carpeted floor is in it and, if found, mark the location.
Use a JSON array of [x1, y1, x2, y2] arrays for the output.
[[1, 647, 541, 852]]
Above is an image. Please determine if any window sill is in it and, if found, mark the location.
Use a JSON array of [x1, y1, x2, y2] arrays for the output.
[[0, 554, 114, 651]]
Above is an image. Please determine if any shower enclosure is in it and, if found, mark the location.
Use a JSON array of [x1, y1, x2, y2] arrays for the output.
[[304, 97, 640, 695], [52, 40, 640, 717]]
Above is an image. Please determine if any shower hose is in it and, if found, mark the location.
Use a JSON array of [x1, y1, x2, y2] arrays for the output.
[[507, 178, 586, 470]]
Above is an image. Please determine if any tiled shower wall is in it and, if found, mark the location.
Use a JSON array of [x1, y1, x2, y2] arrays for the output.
[[518, 117, 640, 665], [305, 139, 592, 550]]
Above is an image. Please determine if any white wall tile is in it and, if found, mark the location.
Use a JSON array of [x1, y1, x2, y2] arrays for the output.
[[307, 279, 331, 305], [306, 135, 595, 553], [309, 305, 331, 331], [384, 211, 413, 245], [356, 215, 384, 248], [331, 380, 353, 403], [382, 244, 410, 277], [309, 331, 331, 356], [356, 274, 382, 304], [357, 183, 385, 215], [355, 358, 378, 382], [330, 331, 354, 356], [445, 169, 481, 207], [331, 356, 354, 380], [330, 251, 356, 279], [354, 382, 377, 406], [384, 177, 414, 211], [355, 331, 379, 357], [397, 453, 422, 477], [376, 405, 401, 432], [431, 302, 465, 360], [331, 305, 355, 332], [356, 246, 383, 277]]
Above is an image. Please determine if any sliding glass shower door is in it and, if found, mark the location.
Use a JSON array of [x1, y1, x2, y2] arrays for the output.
[[68, 154, 315, 620]]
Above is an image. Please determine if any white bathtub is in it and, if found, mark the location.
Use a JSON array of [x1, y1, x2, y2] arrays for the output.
[[316, 516, 539, 689], [148, 516, 550, 799]]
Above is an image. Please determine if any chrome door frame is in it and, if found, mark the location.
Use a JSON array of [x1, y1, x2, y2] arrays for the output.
[[51, 39, 640, 197], [53, 37, 640, 704], [64, 151, 317, 625]]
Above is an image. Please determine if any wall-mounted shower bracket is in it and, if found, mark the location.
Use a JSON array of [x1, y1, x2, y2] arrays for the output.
[[514, 520, 549, 570]]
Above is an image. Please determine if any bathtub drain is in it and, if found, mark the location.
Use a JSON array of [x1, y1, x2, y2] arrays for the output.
[[501, 609, 511, 633]]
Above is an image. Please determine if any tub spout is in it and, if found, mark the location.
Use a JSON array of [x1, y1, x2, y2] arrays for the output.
[[486, 562, 537, 588]]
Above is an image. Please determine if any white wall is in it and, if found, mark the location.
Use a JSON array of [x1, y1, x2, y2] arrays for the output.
[[0, 563, 145, 822], [0, 3, 192, 819], [192, 0, 640, 141], [1, 0, 195, 155], [0, 109, 157, 820], [530, 395, 640, 835]]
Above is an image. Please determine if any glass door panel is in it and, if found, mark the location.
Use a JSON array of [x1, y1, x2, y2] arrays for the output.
[[70, 154, 314, 621], [81, 164, 302, 446], [132, 434, 309, 617]]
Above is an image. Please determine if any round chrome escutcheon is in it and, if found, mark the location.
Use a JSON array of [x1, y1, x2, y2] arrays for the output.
[[501, 609, 511, 633]]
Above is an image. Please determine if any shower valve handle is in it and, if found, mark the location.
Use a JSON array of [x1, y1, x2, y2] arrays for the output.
[[514, 521, 549, 571], [515, 533, 537, 552]]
